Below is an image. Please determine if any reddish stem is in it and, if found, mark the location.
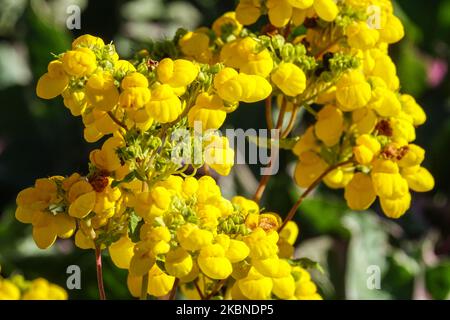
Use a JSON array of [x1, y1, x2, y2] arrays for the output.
[[95, 246, 106, 300]]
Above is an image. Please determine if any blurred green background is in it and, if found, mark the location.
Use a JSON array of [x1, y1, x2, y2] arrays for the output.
[[0, 0, 449, 300]]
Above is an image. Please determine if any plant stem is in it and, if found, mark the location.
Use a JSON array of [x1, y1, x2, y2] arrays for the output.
[[253, 98, 287, 203], [194, 279, 205, 300], [281, 107, 299, 138], [265, 96, 274, 130], [168, 278, 180, 300], [253, 174, 271, 203], [107, 111, 128, 131], [140, 274, 149, 300], [275, 98, 287, 129], [95, 246, 106, 300], [205, 279, 226, 300], [279, 160, 353, 232]]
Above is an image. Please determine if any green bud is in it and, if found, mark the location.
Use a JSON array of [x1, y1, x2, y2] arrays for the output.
[[281, 43, 295, 62], [271, 35, 285, 51]]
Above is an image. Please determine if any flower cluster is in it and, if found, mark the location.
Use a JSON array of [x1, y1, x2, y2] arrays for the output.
[[107, 175, 319, 300], [13, 0, 433, 300], [0, 271, 67, 300]]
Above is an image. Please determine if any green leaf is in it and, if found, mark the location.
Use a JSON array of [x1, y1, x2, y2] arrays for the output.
[[382, 251, 419, 299], [425, 261, 450, 300], [111, 171, 137, 188], [342, 212, 391, 299], [128, 211, 143, 242], [289, 257, 325, 274], [293, 195, 349, 237]]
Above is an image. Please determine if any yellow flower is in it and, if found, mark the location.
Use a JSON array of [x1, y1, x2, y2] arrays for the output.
[[145, 84, 182, 123], [179, 31, 212, 63], [36, 60, 69, 99], [134, 187, 172, 221], [344, 173, 376, 210], [16, 177, 76, 249], [292, 267, 322, 300], [369, 86, 401, 117], [61, 47, 97, 77], [216, 235, 250, 263], [75, 230, 95, 249], [148, 265, 175, 297], [371, 159, 409, 199], [119, 87, 151, 109], [352, 108, 377, 134], [130, 244, 157, 277], [109, 235, 135, 269], [253, 256, 291, 278], [244, 228, 279, 259], [379, 192, 411, 219], [198, 244, 233, 279], [324, 164, 354, 189], [401, 166, 434, 192], [313, 0, 339, 22], [314, 105, 344, 146], [272, 274, 296, 299], [188, 93, 227, 130], [400, 94, 426, 126], [68, 181, 96, 219], [115, 59, 136, 75], [336, 70, 371, 111], [119, 72, 151, 109], [353, 134, 381, 165], [391, 116, 416, 145], [397, 144, 425, 168], [294, 151, 328, 188], [0, 279, 20, 300], [293, 126, 318, 156], [227, 38, 274, 77], [368, 53, 399, 91], [21, 278, 67, 300], [62, 89, 87, 116], [238, 267, 273, 300], [267, 0, 293, 27], [89, 136, 124, 172], [165, 247, 193, 278], [231, 196, 259, 216], [157, 58, 199, 88], [212, 12, 243, 36], [278, 225, 298, 258], [204, 135, 235, 176], [346, 21, 380, 50], [288, 0, 314, 10], [72, 34, 104, 49], [271, 62, 306, 97], [235, 0, 261, 25], [379, 14, 404, 44], [214, 68, 272, 103], [197, 176, 222, 203], [279, 221, 299, 246], [85, 71, 119, 111], [177, 223, 213, 251]]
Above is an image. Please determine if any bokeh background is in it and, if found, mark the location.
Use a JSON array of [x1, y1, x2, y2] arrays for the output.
[[0, 0, 449, 300]]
